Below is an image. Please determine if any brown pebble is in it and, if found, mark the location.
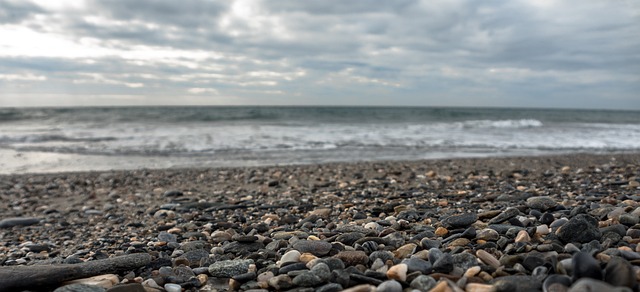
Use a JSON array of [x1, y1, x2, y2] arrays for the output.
[[393, 243, 417, 259], [448, 238, 470, 247], [341, 284, 376, 292], [435, 227, 449, 236], [429, 280, 453, 292], [515, 230, 531, 243], [465, 283, 495, 292], [476, 250, 500, 269], [464, 266, 482, 278], [386, 263, 408, 281], [334, 250, 369, 266]]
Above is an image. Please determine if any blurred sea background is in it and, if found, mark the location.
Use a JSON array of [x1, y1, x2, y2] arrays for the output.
[[1, 106, 639, 174]]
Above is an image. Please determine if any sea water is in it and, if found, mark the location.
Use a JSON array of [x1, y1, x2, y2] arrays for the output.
[[1, 106, 639, 173]]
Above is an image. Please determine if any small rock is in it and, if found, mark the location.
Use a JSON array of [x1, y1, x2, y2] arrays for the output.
[[526, 196, 558, 211], [64, 274, 119, 288], [292, 271, 323, 287], [334, 251, 368, 266], [476, 250, 500, 269], [280, 250, 301, 265], [268, 275, 294, 290], [377, 280, 403, 292], [54, 284, 106, 292], [557, 214, 602, 244], [568, 278, 631, 292], [410, 275, 437, 291], [386, 263, 408, 281], [293, 240, 332, 256], [208, 259, 252, 278], [105, 283, 146, 292], [163, 283, 181, 292], [0, 217, 41, 228], [604, 256, 635, 288], [442, 213, 478, 228], [572, 252, 601, 281]]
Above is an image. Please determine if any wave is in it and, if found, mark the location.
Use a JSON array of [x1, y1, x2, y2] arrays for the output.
[[0, 134, 117, 143]]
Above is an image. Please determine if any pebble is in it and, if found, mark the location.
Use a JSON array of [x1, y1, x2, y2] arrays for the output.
[[0, 217, 41, 228], [293, 240, 332, 256], [334, 250, 368, 266], [476, 250, 501, 268], [557, 214, 602, 244], [442, 213, 478, 228], [54, 284, 106, 292], [386, 263, 408, 281], [526, 196, 558, 211], [376, 280, 403, 292], [163, 283, 182, 292], [208, 259, 253, 277], [3, 154, 640, 292]]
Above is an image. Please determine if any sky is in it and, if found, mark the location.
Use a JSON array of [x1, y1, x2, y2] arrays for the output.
[[0, 0, 639, 109]]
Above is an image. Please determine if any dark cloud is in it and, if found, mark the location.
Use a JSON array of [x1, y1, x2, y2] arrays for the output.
[[0, 0, 638, 108], [0, 1, 43, 24]]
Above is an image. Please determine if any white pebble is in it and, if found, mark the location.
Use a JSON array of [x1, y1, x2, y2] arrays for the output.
[[164, 283, 182, 292]]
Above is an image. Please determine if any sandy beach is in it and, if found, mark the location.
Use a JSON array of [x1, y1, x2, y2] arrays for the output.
[[1, 153, 640, 291]]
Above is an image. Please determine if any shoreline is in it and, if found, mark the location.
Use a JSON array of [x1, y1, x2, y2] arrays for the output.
[[2, 150, 639, 176], [1, 152, 639, 291]]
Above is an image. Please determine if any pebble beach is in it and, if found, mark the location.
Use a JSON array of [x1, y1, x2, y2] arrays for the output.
[[1, 153, 640, 292]]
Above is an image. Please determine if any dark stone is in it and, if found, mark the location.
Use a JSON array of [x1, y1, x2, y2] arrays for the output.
[[208, 259, 252, 278], [293, 240, 332, 256], [442, 213, 478, 228], [432, 253, 454, 274], [572, 252, 602, 281], [105, 283, 146, 292], [336, 232, 364, 245], [53, 284, 106, 292], [0, 217, 41, 228], [369, 251, 395, 263], [543, 274, 572, 292], [292, 271, 323, 287], [349, 273, 383, 285], [604, 256, 635, 289], [557, 214, 602, 244], [489, 207, 519, 224], [0, 254, 151, 291], [526, 196, 557, 211], [492, 275, 542, 292], [540, 213, 555, 225], [182, 249, 209, 267], [522, 254, 546, 272], [163, 190, 183, 197], [223, 241, 264, 254], [232, 272, 257, 282], [279, 263, 308, 274], [453, 252, 478, 270], [403, 257, 431, 274], [315, 283, 343, 292], [330, 270, 350, 287]]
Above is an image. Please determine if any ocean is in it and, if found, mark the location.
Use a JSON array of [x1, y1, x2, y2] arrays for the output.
[[1, 106, 639, 174]]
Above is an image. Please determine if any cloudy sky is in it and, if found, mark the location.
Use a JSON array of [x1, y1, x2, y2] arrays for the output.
[[0, 0, 639, 109]]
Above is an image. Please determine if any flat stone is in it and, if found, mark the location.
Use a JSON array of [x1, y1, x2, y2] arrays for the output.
[[208, 259, 253, 278], [292, 271, 323, 287], [489, 207, 519, 224], [442, 213, 478, 228], [410, 275, 436, 291], [105, 283, 146, 292], [377, 280, 403, 292], [54, 284, 106, 292], [334, 251, 368, 266], [293, 240, 332, 256], [492, 275, 542, 292], [0, 217, 41, 228], [568, 278, 632, 292], [526, 196, 558, 211]]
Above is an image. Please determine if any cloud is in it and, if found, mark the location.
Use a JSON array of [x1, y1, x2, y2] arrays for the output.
[[0, 0, 638, 109]]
